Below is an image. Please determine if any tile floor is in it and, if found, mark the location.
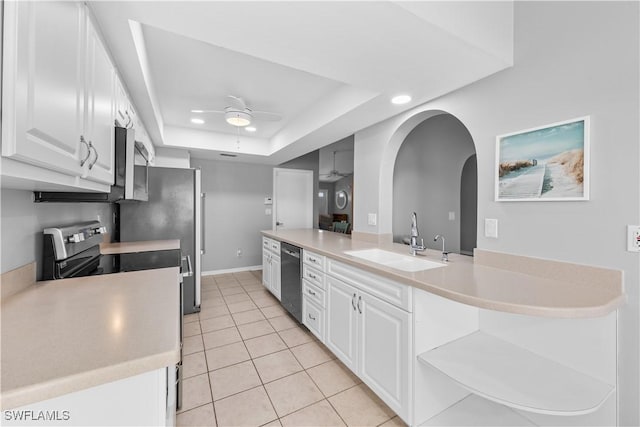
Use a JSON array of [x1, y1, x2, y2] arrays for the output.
[[178, 271, 406, 427]]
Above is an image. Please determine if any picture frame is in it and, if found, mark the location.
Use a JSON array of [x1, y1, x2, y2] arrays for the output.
[[495, 116, 590, 202]]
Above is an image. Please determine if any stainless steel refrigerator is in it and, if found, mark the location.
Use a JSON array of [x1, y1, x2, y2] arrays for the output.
[[119, 167, 202, 314]]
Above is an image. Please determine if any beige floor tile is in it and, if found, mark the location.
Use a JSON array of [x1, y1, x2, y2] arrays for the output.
[[203, 327, 242, 350], [253, 297, 280, 309], [242, 284, 264, 292], [227, 300, 258, 314], [253, 349, 303, 383], [214, 386, 277, 427], [220, 286, 246, 296], [201, 275, 217, 284], [209, 360, 262, 401], [183, 335, 205, 356], [279, 326, 315, 347], [215, 278, 239, 285], [183, 321, 202, 337], [328, 384, 396, 426], [280, 400, 346, 427], [290, 341, 334, 369], [199, 305, 230, 320], [223, 293, 252, 304], [234, 271, 256, 279], [260, 304, 287, 318], [183, 313, 199, 324], [177, 403, 217, 427], [239, 279, 261, 286], [237, 320, 276, 340], [201, 315, 235, 333], [380, 416, 407, 427], [248, 289, 273, 300], [306, 360, 360, 397], [244, 333, 287, 358], [205, 342, 250, 370], [201, 288, 222, 297], [232, 309, 266, 325], [264, 371, 324, 417], [183, 351, 208, 379], [179, 373, 212, 413], [201, 296, 226, 308], [260, 420, 281, 427], [268, 314, 298, 331]]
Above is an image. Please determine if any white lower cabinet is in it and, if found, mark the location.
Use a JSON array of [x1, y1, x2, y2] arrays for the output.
[[271, 254, 281, 300], [261, 238, 281, 301], [262, 248, 272, 290], [326, 275, 412, 422], [302, 294, 324, 341]]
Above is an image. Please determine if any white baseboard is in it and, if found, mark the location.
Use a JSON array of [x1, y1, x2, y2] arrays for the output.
[[202, 265, 262, 276]]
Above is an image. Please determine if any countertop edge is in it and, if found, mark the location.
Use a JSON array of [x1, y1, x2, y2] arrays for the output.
[[261, 230, 624, 319]]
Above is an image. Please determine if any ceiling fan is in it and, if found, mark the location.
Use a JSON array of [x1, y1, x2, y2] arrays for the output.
[[320, 150, 353, 180], [192, 95, 282, 127]]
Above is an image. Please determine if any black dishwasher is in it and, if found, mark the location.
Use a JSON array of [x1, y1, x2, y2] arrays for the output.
[[280, 242, 303, 323]]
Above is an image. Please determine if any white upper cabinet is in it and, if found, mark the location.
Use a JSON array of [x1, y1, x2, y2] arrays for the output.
[[83, 14, 115, 185], [2, 1, 88, 178]]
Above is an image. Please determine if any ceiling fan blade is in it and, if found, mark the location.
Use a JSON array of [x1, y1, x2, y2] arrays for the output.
[[226, 95, 247, 110], [252, 110, 283, 122]]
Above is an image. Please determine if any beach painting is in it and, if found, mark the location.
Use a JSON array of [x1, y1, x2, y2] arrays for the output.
[[495, 117, 589, 201]]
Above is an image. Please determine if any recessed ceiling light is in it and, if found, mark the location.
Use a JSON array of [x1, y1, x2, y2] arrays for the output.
[[191, 118, 204, 124], [245, 126, 257, 132], [391, 94, 412, 105], [191, 109, 204, 113]]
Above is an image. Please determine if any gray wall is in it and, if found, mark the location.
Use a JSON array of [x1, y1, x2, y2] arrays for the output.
[[353, 3, 639, 424], [0, 189, 114, 279], [392, 114, 476, 253], [191, 158, 273, 273], [279, 150, 320, 229], [319, 182, 334, 215]]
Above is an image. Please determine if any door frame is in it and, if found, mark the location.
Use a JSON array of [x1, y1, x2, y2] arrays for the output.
[[272, 168, 314, 230]]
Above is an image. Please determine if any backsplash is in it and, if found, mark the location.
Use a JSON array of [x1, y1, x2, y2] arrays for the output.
[[1, 189, 115, 279]]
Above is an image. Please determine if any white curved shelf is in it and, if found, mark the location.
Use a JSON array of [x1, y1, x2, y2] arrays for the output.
[[417, 331, 615, 416], [421, 394, 537, 426]]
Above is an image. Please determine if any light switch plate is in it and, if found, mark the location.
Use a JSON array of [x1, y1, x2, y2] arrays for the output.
[[265, 208, 272, 215], [264, 197, 273, 205], [367, 213, 377, 226], [485, 218, 498, 238], [627, 225, 640, 252]]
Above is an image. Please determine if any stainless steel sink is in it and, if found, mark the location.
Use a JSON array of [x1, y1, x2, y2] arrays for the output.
[[343, 248, 447, 272]]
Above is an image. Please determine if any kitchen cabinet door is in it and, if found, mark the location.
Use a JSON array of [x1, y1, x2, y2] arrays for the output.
[[271, 254, 282, 301], [262, 250, 272, 290], [2, 1, 87, 177], [83, 15, 115, 185], [326, 276, 358, 372], [358, 292, 412, 418]]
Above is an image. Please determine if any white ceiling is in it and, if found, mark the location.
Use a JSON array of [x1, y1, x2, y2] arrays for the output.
[[89, 1, 513, 165]]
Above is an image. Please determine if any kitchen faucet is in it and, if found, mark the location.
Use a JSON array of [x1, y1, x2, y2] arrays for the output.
[[409, 212, 426, 256], [433, 235, 449, 262]]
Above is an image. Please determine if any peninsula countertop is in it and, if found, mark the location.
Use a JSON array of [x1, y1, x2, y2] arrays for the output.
[[262, 229, 623, 319], [1, 267, 181, 410]]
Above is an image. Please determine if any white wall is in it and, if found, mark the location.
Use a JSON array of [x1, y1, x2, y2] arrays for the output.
[[392, 114, 476, 253], [354, 2, 639, 425], [190, 158, 273, 273], [153, 147, 191, 168], [279, 150, 320, 228], [0, 189, 114, 278]]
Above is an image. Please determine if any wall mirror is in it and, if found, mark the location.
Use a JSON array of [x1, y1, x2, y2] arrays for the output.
[[335, 190, 348, 209]]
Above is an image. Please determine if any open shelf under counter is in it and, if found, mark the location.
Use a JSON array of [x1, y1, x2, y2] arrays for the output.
[[420, 394, 537, 426], [417, 331, 615, 417]]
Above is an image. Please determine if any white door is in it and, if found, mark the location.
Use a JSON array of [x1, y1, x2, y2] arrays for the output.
[[273, 168, 313, 230], [358, 292, 412, 419], [325, 276, 358, 372], [4, 1, 87, 177], [271, 254, 281, 301]]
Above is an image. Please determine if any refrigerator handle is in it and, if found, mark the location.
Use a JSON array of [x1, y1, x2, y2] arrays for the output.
[[201, 193, 205, 254]]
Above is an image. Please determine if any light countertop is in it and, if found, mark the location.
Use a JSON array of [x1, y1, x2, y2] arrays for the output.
[[100, 239, 180, 254], [262, 229, 623, 319], [1, 267, 181, 410]]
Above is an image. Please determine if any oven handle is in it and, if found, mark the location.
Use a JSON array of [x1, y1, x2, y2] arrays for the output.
[[181, 255, 193, 278]]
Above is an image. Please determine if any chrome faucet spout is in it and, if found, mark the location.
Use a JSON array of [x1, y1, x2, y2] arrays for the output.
[[409, 212, 426, 256], [433, 234, 449, 262]]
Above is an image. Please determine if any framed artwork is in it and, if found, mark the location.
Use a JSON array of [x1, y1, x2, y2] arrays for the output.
[[495, 116, 590, 201]]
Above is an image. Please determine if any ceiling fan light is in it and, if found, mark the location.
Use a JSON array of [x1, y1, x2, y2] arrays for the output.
[[225, 110, 251, 127]]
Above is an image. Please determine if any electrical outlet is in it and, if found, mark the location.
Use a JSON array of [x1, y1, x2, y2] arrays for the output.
[[485, 218, 498, 238], [236, 249, 242, 257], [448, 211, 455, 221], [627, 225, 640, 252], [368, 213, 377, 226]]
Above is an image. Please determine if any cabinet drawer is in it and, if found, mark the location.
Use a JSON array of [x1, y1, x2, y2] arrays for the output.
[[263, 237, 272, 249], [303, 297, 324, 342], [327, 259, 412, 312], [270, 239, 281, 254], [303, 279, 325, 307], [303, 250, 325, 270], [302, 264, 325, 289]]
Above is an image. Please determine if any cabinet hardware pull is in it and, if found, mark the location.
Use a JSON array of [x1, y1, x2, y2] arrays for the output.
[[308, 289, 316, 296], [308, 313, 316, 321], [351, 293, 357, 311], [357, 295, 362, 314], [88, 143, 98, 170], [309, 273, 317, 279], [79, 136, 91, 167]]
